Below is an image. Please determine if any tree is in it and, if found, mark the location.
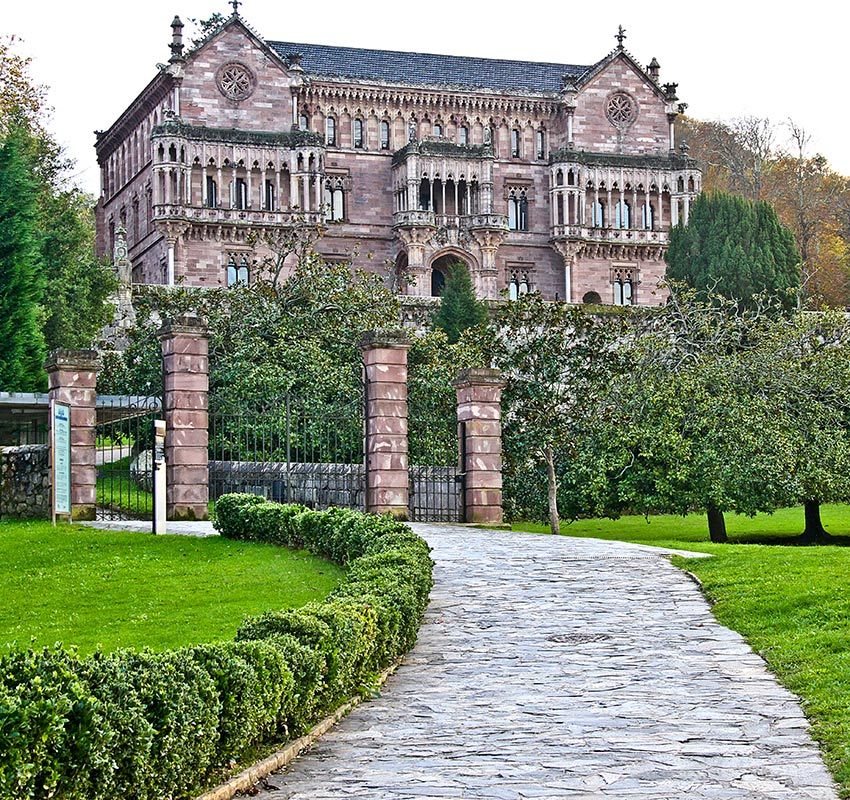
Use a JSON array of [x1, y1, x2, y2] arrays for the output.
[[0, 125, 46, 390], [431, 262, 487, 344], [666, 191, 801, 306]]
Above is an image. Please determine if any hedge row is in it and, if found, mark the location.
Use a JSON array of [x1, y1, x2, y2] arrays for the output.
[[0, 495, 433, 800]]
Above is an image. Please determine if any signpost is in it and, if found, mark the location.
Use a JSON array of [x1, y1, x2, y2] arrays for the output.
[[153, 419, 166, 534], [51, 400, 71, 524]]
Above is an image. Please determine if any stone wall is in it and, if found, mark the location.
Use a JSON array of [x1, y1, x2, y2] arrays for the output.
[[0, 445, 50, 519]]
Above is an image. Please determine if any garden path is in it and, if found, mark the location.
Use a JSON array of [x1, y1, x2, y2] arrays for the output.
[[253, 523, 838, 800]]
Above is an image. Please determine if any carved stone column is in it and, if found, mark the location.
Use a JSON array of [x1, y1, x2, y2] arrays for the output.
[[394, 213, 436, 297], [552, 240, 583, 304], [469, 217, 508, 299]]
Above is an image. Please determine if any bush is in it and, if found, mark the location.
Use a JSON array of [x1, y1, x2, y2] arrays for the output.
[[0, 497, 433, 799]]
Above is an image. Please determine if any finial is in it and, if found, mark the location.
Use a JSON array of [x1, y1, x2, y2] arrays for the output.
[[169, 15, 185, 63], [616, 25, 627, 49], [647, 57, 660, 81], [230, 0, 241, 14]]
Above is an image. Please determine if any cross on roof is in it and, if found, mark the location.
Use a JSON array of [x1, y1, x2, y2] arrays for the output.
[[616, 25, 627, 48], [230, 0, 241, 14]]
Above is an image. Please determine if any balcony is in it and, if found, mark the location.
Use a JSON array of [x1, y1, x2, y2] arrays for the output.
[[153, 204, 325, 227], [394, 211, 509, 232], [550, 225, 669, 245]]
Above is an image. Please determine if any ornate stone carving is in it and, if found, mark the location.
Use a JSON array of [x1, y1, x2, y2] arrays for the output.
[[216, 62, 254, 101], [605, 92, 637, 129]]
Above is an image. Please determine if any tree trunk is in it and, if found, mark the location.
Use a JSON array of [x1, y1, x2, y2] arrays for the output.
[[706, 504, 728, 543], [800, 499, 832, 544], [545, 445, 560, 536]]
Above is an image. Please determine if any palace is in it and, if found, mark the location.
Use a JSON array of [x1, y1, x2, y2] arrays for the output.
[[95, 7, 701, 306]]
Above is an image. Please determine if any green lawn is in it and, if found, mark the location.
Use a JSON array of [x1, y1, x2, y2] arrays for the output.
[[0, 520, 343, 655], [513, 505, 850, 797]]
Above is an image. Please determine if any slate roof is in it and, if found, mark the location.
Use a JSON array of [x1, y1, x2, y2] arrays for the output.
[[266, 40, 593, 94]]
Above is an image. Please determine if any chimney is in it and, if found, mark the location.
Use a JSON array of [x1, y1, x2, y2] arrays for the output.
[[169, 15, 185, 63], [287, 53, 303, 72]]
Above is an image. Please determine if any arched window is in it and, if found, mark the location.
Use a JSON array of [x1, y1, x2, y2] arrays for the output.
[[299, 112, 309, 130], [511, 129, 521, 158], [433, 122, 443, 137], [508, 190, 528, 232], [556, 170, 564, 186], [324, 180, 345, 221], [688, 176, 695, 192], [582, 291, 602, 305], [431, 268, 446, 297], [508, 279, 519, 301], [380, 120, 390, 149], [233, 178, 248, 210], [642, 203, 655, 230], [592, 200, 604, 227], [205, 176, 218, 208], [264, 180, 275, 211], [459, 125, 469, 145], [536, 130, 545, 160], [325, 116, 336, 146], [677, 176, 685, 192], [567, 170, 576, 186], [615, 201, 631, 229], [226, 255, 250, 287], [353, 119, 364, 149], [613, 275, 634, 306]]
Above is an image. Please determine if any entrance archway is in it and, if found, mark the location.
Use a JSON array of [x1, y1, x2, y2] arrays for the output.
[[430, 254, 468, 297]]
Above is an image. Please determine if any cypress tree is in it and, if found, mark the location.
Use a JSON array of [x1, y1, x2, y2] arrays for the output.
[[666, 191, 801, 306], [0, 125, 46, 390], [431, 262, 488, 343]]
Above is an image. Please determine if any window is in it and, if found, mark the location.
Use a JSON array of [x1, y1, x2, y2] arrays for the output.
[[613, 274, 634, 306], [324, 180, 345, 221], [226, 255, 250, 287], [234, 178, 247, 210], [380, 120, 390, 150], [459, 125, 469, 145], [592, 200, 605, 227], [508, 274, 531, 300], [325, 116, 336, 146], [511, 129, 521, 158], [536, 130, 545, 160], [615, 201, 631, 229], [642, 203, 654, 230], [205, 176, 218, 208], [508, 190, 528, 232], [433, 122, 443, 137], [264, 180, 275, 211], [582, 291, 602, 304], [299, 112, 309, 130], [353, 119, 364, 149]]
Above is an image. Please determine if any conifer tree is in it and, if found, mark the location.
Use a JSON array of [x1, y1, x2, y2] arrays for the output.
[[431, 262, 488, 343], [666, 191, 801, 305], [0, 125, 46, 390]]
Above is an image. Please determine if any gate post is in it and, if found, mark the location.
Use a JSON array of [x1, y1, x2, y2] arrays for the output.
[[46, 349, 101, 521], [159, 314, 209, 520], [359, 330, 411, 518], [454, 368, 506, 525]]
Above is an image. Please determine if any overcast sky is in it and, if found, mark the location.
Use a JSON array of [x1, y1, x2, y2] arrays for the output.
[[5, 0, 849, 196]]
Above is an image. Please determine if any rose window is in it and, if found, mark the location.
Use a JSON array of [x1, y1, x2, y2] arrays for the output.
[[606, 93, 636, 128], [218, 64, 253, 101]]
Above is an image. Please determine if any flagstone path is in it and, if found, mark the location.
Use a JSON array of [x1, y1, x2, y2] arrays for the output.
[[251, 523, 838, 800]]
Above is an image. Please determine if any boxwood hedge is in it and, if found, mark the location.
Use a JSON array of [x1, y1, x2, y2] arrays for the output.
[[0, 495, 433, 800]]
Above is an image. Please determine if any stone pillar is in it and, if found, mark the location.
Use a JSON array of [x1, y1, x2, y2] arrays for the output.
[[159, 314, 209, 520], [46, 349, 101, 521], [359, 330, 411, 518], [455, 368, 505, 525]]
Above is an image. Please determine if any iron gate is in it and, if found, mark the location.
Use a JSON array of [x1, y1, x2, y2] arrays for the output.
[[95, 395, 161, 521], [209, 391, 365, 510], [407, 418, 465, 523]]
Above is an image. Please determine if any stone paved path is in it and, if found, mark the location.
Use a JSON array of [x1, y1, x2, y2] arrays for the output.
[[254, 524, 838, 800]]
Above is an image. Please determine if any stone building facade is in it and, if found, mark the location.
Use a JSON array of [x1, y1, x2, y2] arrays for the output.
[[95, 12, 701, 306]]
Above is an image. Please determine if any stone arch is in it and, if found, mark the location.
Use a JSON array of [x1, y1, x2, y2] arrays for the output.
[[429, 250, 477, 298]]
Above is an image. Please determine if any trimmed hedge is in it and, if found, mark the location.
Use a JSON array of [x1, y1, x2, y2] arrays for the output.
[[0, 496, 433, 799]]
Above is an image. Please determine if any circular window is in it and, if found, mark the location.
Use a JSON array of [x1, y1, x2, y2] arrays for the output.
[[606, 92, 637, 129], [217, 63, 254, 101]]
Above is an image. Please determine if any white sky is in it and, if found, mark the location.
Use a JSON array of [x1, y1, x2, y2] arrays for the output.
[[5, 0, 849, 196]]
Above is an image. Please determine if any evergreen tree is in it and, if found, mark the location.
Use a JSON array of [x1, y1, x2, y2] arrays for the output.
[[0, 125, 46, 390], [666, 191, 801, 305], [431, 262, 487, 344]]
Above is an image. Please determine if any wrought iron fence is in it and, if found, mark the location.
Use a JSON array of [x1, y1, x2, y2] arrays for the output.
[[95, 396, 161, 521], [209, 392, 365, 511]]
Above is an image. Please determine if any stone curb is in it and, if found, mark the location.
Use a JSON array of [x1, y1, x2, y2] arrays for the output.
[[195, 659, 402, 800]]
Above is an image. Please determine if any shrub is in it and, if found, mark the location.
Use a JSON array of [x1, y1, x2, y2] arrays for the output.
[[0, 497, 433, 798]]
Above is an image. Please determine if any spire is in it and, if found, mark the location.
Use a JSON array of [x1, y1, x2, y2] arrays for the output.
[[615, 25, 627, 49], [647, 57, 660, 82], [169, 15, 185, 63]]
